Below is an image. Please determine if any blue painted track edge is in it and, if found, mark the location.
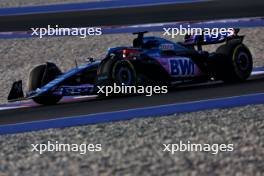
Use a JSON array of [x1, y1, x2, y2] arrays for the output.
[[0, 17, 263, 39], [0, 0, 204, 16], [1, 92, 264, 135]]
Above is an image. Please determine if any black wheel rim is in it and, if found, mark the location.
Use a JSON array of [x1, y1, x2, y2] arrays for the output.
[[236, 52, 250, 71], [116, 66, 133, 85]]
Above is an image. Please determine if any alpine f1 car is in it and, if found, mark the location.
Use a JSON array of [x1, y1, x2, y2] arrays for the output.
[[8, 29, 253, 105]]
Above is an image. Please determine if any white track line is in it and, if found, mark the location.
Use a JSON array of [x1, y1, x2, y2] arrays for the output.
[[0, 106, 29, 110], [251, 71, 264, 76]]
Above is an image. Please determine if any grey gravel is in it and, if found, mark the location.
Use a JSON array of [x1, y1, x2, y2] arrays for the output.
[[0, 0, 104, 8], [0, 104, 264, 175], [0, 28, 263, 104]]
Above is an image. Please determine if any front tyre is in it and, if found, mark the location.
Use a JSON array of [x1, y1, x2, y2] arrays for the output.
[[216, 43, 253, 82], [112, 60, 137, 86]]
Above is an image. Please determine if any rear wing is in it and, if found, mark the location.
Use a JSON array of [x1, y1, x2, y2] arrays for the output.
[[183, 28, 243, 49]]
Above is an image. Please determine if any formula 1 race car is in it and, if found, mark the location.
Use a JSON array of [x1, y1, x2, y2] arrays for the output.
[[8, 29, 253, 105]]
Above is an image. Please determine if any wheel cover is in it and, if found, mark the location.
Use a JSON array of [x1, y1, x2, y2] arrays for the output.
[[235, 52, 250, 71], [116, 66, 133, 85]]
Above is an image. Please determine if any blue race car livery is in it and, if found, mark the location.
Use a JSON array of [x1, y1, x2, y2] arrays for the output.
[[8, 30, 253, 105]]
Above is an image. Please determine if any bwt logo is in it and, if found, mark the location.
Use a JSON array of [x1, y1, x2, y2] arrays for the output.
[[170, 58, 195, 76]]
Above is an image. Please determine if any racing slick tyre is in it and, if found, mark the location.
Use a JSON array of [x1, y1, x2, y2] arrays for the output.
[[112, 60, 137, 86], [215, 43, 253, 82], [28, 62, 62, 105]]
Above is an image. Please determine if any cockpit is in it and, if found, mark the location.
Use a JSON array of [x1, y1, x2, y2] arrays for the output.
[[132, 31, 188, 53]]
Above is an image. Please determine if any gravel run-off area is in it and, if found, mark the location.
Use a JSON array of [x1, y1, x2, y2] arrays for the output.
[[0, 104, 264, 176]]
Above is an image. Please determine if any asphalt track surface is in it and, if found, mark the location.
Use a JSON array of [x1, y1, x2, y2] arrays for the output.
[[0, 74, 264, 125], [0, 0, 263, 31]]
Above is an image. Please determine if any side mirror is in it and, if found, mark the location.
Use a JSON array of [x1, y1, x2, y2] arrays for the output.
[[196, 33, 204, 51], [110, 53, 116, 59], [86, 57, 95, 63]]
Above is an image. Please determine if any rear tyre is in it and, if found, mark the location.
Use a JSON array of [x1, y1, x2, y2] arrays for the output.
[[28, 62, 62, 105], [215, 43, 253, 82]]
